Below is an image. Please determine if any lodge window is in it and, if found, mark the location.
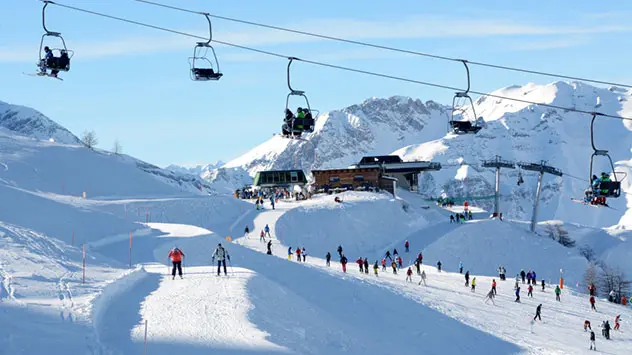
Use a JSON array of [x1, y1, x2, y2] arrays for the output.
[[291, 171, 298, 182], [354, 175, 364, 182], [329, 176, 340, 183]]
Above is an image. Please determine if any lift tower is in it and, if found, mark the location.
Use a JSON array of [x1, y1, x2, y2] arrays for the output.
[[517, 161, 563, 232], [482, 156, 515, 217]]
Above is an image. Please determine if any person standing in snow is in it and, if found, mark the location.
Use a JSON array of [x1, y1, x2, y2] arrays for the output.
[[340, 254, 348, 273], [541, 279, 546, 292], [406, 267, 413, 282], [514, 275, 520, 290], [168, 247, 185, 280], [465, 271, 470, 286], [531, 271, 537, 285], [584, 320, 592, 332], [528, 284, 534, 298], [244, 226, 250, 237], [417, 252, 423, 265], [404, 240, 410, 253], [381, 258, 387, 271], [264, 224, 271, 238], [450, 214, 455, 223], [590, 296, 597, 311], [270, 197, 275, 210], [326, 252, 331, 267], [555, 285, 562, 301], [393, 248, 399, 258], [287, 246, 293, 260], [459, 261, 463, 274], [391, 260, 398, 274], [520, 269, 526, 284], [296, 248, 302, 262], [484, 289, 495, 305], [385, 250, 392, 262], [492, 279, 497, 295], [363, 258, 369, 274], [515, 287, 521, 302], [373, 261, 379, 276], [526, 270, 532, 284], [437, 260, 442, 272], [534, 304, 542, 321], [356, 257, 364, 273], [255, 199, 260, 210], [614, 315, 621, 331], [588, 283, 596, 296], [212, 243, 230, 276], [604, 321, 611, 340], [266, 240, 272, 255], [302, 247, 307, 262], [590, 330, 596, 351], [471, 277, 476, 292], [337, 245, 343, 259], [414, 259, 421, 275], [419, 270, 427, 286], [397, 256, 403, 269]]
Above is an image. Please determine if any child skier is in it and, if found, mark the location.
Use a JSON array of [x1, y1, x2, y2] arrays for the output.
[[590, 296, 597, 311], [437, 260, 442, 272], [296, 247, 302, 262], [266, 240, 272, 255], [484, 289, 495, 305], [459, 261, 463, 274], [590, 330, 596, 351], [419, 270, 427, 286], [614, 315, 621, 331], [471, 277, 476, 292], [406, 267, 413, 282], [404, 240, 410, 253], [373, 261, 379, 276], [528, 284, 534, 298], [515, 287, 521, 302], [302, 247, 307, 262], [381, 258, 387, 271], [287, 246, 292, 260], [340, 254, 348, 273], [555, 285, 562, 301], [541, 279, 545, 291], [167, 247, 185, 280], [492, 279, 497, 295], [356, 257, 364, 273], [391, 260, 398, 274], [260, 230, 266, 242]]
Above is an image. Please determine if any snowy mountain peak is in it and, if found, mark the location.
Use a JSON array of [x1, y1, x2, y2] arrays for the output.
[[0, 100, 80, 144]]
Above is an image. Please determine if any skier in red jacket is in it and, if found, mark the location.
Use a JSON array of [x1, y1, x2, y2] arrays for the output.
[[406, 267, 413, 282], [590, 296, 597, 311], [168, 247, 185, 280]]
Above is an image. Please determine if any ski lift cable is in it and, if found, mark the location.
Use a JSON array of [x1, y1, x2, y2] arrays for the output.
[[48, 2, 632, 122], [133, 0, 632, 89]]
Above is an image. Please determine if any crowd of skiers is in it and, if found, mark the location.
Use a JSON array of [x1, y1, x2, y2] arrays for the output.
[[450, 211, 472, 223], [167, 243, 231, 277]]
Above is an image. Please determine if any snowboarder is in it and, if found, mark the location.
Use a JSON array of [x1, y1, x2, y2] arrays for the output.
[[381, 258, 387, 271], [356, 258, 364, 273], [302, 247, 307, 262], [484, 289, 495, 305], [326, 252, 331, 267], [266, 240, 272, 255], [584, 320, 592, 331], [459, 261, 463, 274], [363, 258, 369, 274], [471, 277, 476, 292], [534, 304, 542, 321], [528, 284, 534, 298], [337, 245, 343, 258], [492, 279, 497, 295], [541, 279, 546, 292], [515, 287, 521, 302], [168, 247, 185, 280], [555, 285, 561, 301], [419, 270, 427, 286], [590, 296, 597, 311], [373, 261, 379, 276], [296, 248, 302, 262], [465, 271, 470, 286], [260, 230, 266, 243], [391, 260, 398, 274], [340, 254, 348, 273], [614, 315, 621, 331], [437, 260, 442, 272], [404, 240, 410, 253], [288, 246, 293, 260], [520, 269, 526, 284], [406, 267, 413, 282], [212, 243, 230, 276], [264, 224, 271, 238], [590, 330, 596, 350]]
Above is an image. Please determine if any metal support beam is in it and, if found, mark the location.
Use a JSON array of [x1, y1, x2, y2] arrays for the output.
[[531, 171, 544, 232], [517, 160, 563, 232], [482, 155, 515, 217]]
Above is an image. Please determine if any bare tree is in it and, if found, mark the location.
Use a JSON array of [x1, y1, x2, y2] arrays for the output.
[[598, 265, 631, 302], [545, 223, 576, 247], [579, 244, 596, 262], [584, 263, 598, 294], [112, 138, 123, 155], [81, 130, 98, 149]]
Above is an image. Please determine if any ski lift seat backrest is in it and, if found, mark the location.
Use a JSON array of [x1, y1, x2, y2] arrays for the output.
[[593, 181, 621, 198]]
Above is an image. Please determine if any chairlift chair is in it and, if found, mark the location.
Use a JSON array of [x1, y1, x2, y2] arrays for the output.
[[588, 114, 624, 199], [281, 57, 316, 137], [448, 60, 482, 135], [37, 1, 74, 76], [188, 13, 222, 81]]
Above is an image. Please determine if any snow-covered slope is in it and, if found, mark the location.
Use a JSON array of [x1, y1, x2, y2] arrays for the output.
[[165, 161, 224, 176], [0, 100, 81, 144], [223, 82, 632, 228]]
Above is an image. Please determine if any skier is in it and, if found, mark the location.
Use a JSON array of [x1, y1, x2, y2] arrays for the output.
[[492, 279, 497, 295], [302, 247, 307, 262], [381, 258, 387, 271], [373, 261, 379, 276], [391, 260, 398, 274], [468, 210, 473, 220], [212, 243, 230, 276], [417, 252, 423, 265], [340, 254, 348, 273], [255, 199, 260, 210], [609, 290, 616, 303], [484, 289, 495, 305], [531, 271, 537, 285], [326, 252, 331, 267], [260, 230, 266, 243], [385, 250, 392, 262], [450, 214, 455, 223], [397, 256, 403, 269], [515, 287, 521, 302], [614, 315, 621, 331], [471, 277, 476, 292], [363, 258, 369, 274], [584, 320, 592, 332], [264, 224, 271, 238], [419, 270, 427, 286], [270, 197, 275, 210], [414, 259, 421, 275], [459, 261, 463, 274], [588, 283, 596, 296], [528, 284, 533, 298], [356, 257, 364, 273], [393, 248, 399, 257], [244, 226, 250, 237], [406, 267, 413, 282], [527, 270, 532, 284], [601, 321, 606, 338], [555, 285, 562, 301], [590, 330, 596, 351], [520, 269, 526, 284], [296, 248, 302, 262], [541, 279, 546, 292], [337, 245, 343, 258], [266, 240, 272, 255], [534, 304, 542, 321], [590, 296, 597, 311], [168, 247, 185, 280], [288, 246, 293, 260], [465, 271, 470, 286], [501, 266, 506, 281], [604, 321, 611, 340], [404, 240, 410, 253], [514, 274, 520, 290]]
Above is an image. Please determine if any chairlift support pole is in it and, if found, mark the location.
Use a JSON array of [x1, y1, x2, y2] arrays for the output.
[[482, 155, 515, 217], [517, 161, 563, 232]]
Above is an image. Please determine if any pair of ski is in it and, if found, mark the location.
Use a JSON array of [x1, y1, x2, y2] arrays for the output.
[[23, 72, 63, 80]]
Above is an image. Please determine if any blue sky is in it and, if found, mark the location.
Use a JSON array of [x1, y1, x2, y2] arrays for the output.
[[2, 0, 632, 167]]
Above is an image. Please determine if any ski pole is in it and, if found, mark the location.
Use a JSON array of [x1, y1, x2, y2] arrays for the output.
[[228, 258, 235, 275]]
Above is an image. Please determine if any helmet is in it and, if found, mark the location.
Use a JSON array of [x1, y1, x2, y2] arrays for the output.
[[44, 46, 50, 51], [297, 107, 303, 111]]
